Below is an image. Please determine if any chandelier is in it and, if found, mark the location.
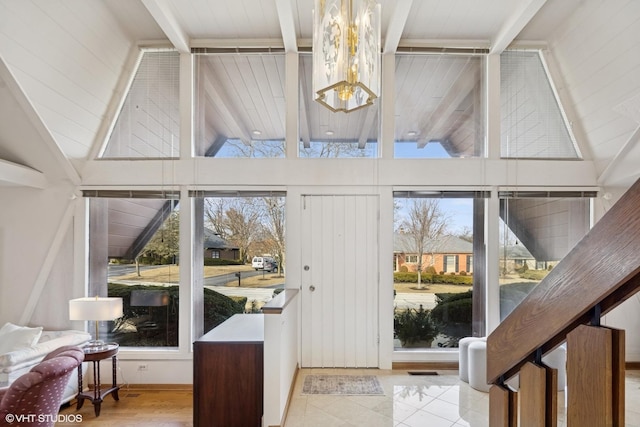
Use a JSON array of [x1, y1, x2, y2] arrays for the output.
[[313, 0, 381, 113]]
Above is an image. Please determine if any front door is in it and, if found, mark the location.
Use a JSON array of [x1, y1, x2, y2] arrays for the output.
[[300, 195, 379, 367]]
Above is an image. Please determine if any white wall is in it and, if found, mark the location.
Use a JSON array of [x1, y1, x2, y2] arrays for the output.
[[0, 183, 77, 328]]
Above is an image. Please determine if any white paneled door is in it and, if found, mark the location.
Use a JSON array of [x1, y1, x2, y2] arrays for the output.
[[300, 195, 379, 368]]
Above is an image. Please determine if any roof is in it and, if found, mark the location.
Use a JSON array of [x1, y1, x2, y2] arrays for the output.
[[394, 234, 473, 254], [203, 229, 238, 250]]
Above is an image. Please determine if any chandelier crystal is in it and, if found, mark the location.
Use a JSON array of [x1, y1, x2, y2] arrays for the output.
[[313, 0, 381, 113]]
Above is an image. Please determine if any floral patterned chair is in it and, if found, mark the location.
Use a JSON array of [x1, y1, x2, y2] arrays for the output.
[[0, 345, 84, 427]]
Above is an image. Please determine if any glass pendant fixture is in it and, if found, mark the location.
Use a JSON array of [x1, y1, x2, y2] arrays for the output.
[[313, 0, 381, 113]]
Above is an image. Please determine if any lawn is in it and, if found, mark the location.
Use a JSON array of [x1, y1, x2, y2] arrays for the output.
[[393, 281, 472, 294], [112, 264, 474, 293], [112, 264, 285, 287]]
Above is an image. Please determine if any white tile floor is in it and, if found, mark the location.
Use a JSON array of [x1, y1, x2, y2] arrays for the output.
[[284, 368, 640, 427]]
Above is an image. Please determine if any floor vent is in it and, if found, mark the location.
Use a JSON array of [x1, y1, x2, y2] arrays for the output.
[[407, 371, 439, 376]]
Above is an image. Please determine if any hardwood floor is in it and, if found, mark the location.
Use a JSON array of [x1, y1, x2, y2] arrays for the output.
[[56, 388, 193, 426]]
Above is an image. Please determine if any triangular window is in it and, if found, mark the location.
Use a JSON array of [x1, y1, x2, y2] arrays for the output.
[[100, 50, 180, 158], [501, 50, 580, 159]]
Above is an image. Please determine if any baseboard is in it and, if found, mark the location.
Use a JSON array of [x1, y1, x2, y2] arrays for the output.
[[392, 361, 459, 371], [119, 383, 193, 391], [277, 364, 299, 427]]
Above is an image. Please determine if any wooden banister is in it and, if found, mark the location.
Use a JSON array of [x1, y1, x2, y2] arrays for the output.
[[487, 178, 640, 383]]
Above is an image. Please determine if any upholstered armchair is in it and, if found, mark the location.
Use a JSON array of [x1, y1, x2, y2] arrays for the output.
[[0, 345, 84, 427]]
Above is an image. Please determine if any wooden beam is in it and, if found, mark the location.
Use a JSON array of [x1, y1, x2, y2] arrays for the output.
[[142, 0, 190, 53], [490, 0, 548, 54], [383, 0, 413, 54], [0, 159, 47, 189], [418, 59, 478, 147], [202, 62, 253, 144], [358, 106, 378, 149], [275, 0, 298, 52], [0, 56, 80, 185], [487, 177, 640, 382]]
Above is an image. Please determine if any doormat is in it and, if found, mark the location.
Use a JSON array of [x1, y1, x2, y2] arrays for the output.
[[302, 375, 384, 395]]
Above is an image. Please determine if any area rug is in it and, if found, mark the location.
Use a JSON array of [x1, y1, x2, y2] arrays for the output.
[[302, 375, 384, 395]]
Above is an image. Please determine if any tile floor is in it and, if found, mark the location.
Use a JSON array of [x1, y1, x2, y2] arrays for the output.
[[284, 368, 640, 427]]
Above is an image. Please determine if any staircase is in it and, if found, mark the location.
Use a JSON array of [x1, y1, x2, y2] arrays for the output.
[[487, 178, 640, 426]]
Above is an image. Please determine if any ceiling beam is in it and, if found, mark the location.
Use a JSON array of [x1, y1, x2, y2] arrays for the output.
[[0, 159, 47, 189], [490, 0, 548, 54], [384, 0, 413, 53], [142, 0, 190, 53], [299, 79, 312, 148], [358, 106, 378, 149], [205, 135, 231, 158], [0, 56, 80, 185], [419, 60, 479, 146], [275, 0, 298, 52], [202, 64, 253, 144], [598, 125, 640, 186]]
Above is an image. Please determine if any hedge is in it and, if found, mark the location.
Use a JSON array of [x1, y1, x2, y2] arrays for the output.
[[204, 258, 245, 266], [108, 282, 246, 346], [393, 272, 472, 286]]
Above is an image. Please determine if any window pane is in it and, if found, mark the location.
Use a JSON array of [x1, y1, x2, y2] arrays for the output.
[[394, 54, 485, 158], [393, 196, 476, 349], [199, 195, 286, 334], [194, 54, 286, 158], [499, 196, 591, 319], [88, 196, 180, 347], [101, 50, 180, 158], [299, 54, 379, 158], [501, 50, 580, 158]]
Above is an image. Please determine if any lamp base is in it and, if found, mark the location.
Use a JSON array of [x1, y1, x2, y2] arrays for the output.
[[85, 340, 108, 351]]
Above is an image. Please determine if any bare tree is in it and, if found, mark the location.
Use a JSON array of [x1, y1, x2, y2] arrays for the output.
[[222, 139, 285, 158], [299, 142, 371, 158], [225, 201, 262, 263], [204, 198, 229, 239], [457, 226, 473, 243], [204, 198, 262, 263], [400, 199, 450, 289], [262, 197, 286, 275]]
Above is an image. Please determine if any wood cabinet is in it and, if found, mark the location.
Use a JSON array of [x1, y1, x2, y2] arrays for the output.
[[193, 314, 264, 427]]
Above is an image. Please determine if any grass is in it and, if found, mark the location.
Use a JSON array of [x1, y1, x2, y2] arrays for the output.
[[112, 264, 285, 288], [393, 282, 472, 294], [113, 264, 474, 293], [113, 264, 255, 282]]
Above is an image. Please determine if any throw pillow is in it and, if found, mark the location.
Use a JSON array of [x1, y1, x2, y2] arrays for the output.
[[0, 323, 43, 354]]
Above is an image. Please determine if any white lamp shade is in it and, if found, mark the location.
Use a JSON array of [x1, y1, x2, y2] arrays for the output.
[[69, 297, 123, 321]]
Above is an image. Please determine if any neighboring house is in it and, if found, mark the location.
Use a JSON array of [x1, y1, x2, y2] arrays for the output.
[[394, 234, 473, 274], [203, 229, 239, 261], [501, 244, 536, 272]]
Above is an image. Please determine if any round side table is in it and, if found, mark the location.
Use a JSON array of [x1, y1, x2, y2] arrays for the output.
[[77, 343, 120, 416]]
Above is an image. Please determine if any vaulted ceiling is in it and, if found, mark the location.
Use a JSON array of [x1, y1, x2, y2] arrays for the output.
[[1, 0, 639, 188]]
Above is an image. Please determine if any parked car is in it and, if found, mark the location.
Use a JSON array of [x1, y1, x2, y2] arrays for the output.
[[252, 256, 274, 271], [263, 260, 278, 272]]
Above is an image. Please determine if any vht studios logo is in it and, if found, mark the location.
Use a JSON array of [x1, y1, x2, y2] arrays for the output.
[[4, 413, 83, 424]]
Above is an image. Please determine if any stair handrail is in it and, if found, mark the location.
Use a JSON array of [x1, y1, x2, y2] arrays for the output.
[[487, 178, 640, 383]]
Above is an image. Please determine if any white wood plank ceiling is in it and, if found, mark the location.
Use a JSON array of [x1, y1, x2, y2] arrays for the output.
[[1, 0, 640, 188]]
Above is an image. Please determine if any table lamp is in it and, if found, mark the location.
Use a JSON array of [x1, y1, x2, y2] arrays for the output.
[[69, 296, 123, 344]]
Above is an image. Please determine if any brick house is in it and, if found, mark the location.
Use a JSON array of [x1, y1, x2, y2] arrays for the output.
[[394, 234, 473, 274]]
